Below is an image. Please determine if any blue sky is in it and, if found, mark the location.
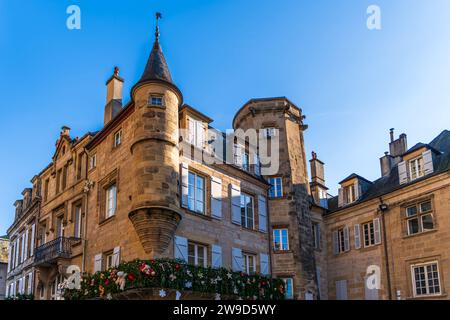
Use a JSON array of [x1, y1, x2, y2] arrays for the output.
[[1, 0, 449, 235]]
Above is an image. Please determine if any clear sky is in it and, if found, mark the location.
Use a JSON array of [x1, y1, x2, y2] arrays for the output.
[[1, 0, 449, 235]]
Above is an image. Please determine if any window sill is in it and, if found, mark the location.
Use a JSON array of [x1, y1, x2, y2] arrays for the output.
[[403, 229, 438, 240], [408, 293, 447, 300], [147, 104, 165, 109], [99, 215, 116, 227], [273, 250, 292, 254], [184, 209, 212, 221]]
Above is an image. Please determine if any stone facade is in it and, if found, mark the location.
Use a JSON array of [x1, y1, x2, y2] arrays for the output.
[[0, 236, 8, 300]]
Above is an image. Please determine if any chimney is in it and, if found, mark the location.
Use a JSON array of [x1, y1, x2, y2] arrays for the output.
[[389, 129, 408, 159], [309, 151, 328, 208], [379, 151, 393, 177], [104, 66, 124, 125], [61, 126, 71, 137]]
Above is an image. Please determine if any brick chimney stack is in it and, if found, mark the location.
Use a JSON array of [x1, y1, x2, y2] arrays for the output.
[[309, 151, 328, 208], [104, 66, 124, 125], [379, 129, 408, 177]]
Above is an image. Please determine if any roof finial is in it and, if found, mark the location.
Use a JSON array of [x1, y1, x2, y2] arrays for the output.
[[155, 12, 162, 41]]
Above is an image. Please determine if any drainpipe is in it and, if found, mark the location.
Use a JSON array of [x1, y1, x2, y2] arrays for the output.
[[81, 150, 91, 273], [378, 197, 392, 300]]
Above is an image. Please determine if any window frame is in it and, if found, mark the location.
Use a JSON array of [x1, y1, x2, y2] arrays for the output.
[[89, 154, 97, 170], [362, 221, 376, 247], [73, 204, 83, 238], [405, 200, 435, 236], [113, 130, 122, 148], [337, 228, 346, 253], [282, 278, 294, 300], [312, 223, 321, 250], [273, 228, 289, 252], [268, 177, 283, 198], [343, 185, 356, 204], [187, 171, 206, 215], [411, 261, 442, 298], [105, 252, 114, 271], [409, 156, 425, 181], [243, 253, 257, 275], [187, 242, 208, 268], [148, 94, 164, 107], [105, 184, 117, 219], [240, 193, 255, 230]]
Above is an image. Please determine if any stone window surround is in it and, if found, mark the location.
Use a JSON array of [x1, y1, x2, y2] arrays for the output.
[[113, 129, 123, 149], [183, 166, 211, 217], [272, 227, 290, 252], [401, 195, 436, 238], [408, 258, 444, 299], [69, 198, 84, 240], [97, 169, 119, 225]]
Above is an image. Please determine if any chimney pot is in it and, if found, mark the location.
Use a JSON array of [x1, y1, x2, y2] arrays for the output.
[[390, 128, 395, 142]]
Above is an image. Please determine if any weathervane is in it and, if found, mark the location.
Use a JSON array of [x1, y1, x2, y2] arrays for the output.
[[155, 12, 162, 40]]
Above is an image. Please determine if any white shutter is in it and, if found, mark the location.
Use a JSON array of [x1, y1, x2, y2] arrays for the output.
[[260, 253, 270, 275], [94, 254, 102, 273], [398, 161, 408, 185], [232, 247, 243, 272], [181, 163, 189, 208], [333, 231, 339, 255], [112, 246, 121, 267], [343, 227, 350, 252], [196, 121, 205, 148], [28, 272, 33, 295], [211, 177, 223, 219], [336, 280, 348, 300], [7, 244, 11, 272], [354, 224, 361, 249], [212, 245, 222, 269], [253, 153, 261, 176], [174, 236, 188, 262], [234, 144, 243, 167], [258, 195, 267, 232], [422, 150, 434, 175], [15, 240, 19, 267], [30, 224, 35, 257], [21, 234, 26, 263], [354, 182, 360, 200], [24, 230, 29, 261], [231, 184, 241, 225], [188, 118, 195, 144], [374, 218, 381, 245], [338, 188, 344, 207]]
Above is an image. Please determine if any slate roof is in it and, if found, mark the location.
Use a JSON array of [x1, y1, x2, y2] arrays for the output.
[[327, 130, 450, 214], [339, 173, 373, 185]]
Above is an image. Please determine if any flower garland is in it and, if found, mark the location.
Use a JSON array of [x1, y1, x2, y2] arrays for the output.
[[62, 259, 285, 300]]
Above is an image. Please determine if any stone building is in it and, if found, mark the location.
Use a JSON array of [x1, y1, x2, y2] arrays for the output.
[[0, 235, 9, 300], [4, 20, 322, 300], [325, 129, 450, 300]]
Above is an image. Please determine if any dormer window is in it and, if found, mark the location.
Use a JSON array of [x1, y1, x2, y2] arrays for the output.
[[187, 117, 206, 149], [409, 156, 425, 181], [148, 95, 164, 107], [343, 184, 356, 204]]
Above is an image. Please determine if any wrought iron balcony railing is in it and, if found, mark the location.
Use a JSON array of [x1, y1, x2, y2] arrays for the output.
[[34, 237, 80, 266]]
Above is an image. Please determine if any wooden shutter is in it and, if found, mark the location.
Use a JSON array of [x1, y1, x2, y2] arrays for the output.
[[398, 161, 408, 185], [253, 153, 261, 176], [21, 233, 26, 263], [232, 247, 243, 272], [24, 231, 29, 261], [94, 254, 102, 272], [211, 177, 223, 219], [336, 280, 348, 300], [234, 144, 242, 167], [174, 236, 188, 262], [374, 218, 381, 245], [338, 188, 344, 207], [354, 224, 361, 249], [343, 227, 350, 252], [28, 272, 33, 295], [112, 246, 121, 267], [231, 184, 241, 225], [211, 245, 222, 269], [333, 230, 339, 255], [30, 224, 35, 257], [258, 195, 268, 232], [423, 150, 434, 175], [260, 253, 270, 275], [181, 163, 189, 208], [354, 182, 360, 200], [188, 118, 195, 144]]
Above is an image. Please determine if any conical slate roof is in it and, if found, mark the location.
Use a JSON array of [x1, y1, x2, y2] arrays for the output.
[[136, 37, 174, 86]]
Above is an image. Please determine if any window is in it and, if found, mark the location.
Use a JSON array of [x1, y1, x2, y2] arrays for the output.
[[39, 225, 46, 246], [105, 252, 114, 270], [243, 253, 256, 274], [343, 185, 356, 204], [406, 200, 434, 235], [188, 117, 206, 149], [114, 131, 122, 148], [273, 228, 289, 251], [188, 242, 207, 267], [262, 128, 277, 138], [89, 154, 97, 170], [337, 228, 346, 253], [240, 193, 254, 229], [411, 262, 441, 297], [268, 177, 283, 198], [312, 223, 321, 250], [188, 172, 205, 214], [56, 216, 64, 238], [363, 221, 375, 247], [56, 169, 62, 194], [44, 179, 49, 202], [242, 152, 250, 172], [409, 156, 425, 181], [106, 184, 117, 218], [62, 165, 68, 191], [148, 95, 164, 106], [74, 205, 82, 238], [282, 278, 294, 299]]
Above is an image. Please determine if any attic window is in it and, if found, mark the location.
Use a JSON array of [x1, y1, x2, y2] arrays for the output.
[[409, 156, 425, 181], [148, 95, 164, 107], [344, 185, 356, 204]]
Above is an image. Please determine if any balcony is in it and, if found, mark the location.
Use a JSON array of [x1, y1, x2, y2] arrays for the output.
[[34, 237, 80, 267]]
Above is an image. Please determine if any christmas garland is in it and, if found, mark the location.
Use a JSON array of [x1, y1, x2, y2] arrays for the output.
[[6, 293, 34, 301], [62, 259, 285, 300]]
